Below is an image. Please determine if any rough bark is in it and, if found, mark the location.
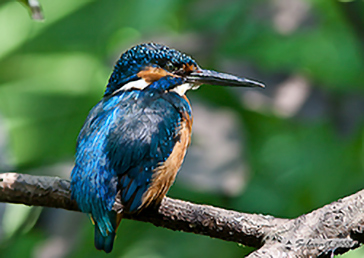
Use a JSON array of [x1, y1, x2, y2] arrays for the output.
[[0, 172, 363, 257]]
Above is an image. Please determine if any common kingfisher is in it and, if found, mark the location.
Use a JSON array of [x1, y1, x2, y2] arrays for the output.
[[70, 43, 264, 253]]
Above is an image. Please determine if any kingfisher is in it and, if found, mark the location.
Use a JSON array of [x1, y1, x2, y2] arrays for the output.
[[70, 43, 264, 253]]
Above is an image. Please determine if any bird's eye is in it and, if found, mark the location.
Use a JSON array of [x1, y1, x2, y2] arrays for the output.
[[165, 61, 176, 72]]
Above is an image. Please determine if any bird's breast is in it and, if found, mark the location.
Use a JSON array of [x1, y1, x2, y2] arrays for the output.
[[140, 100, 193, 208]]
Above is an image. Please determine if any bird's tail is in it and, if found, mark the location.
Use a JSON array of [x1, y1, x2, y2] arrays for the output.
[[93, 213, 123, 253], [94, 225, 116, 253]]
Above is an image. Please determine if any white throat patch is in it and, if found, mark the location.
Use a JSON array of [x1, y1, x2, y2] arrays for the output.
[[171, 83, 200, 96]]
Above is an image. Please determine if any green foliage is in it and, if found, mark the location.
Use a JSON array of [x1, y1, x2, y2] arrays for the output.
[[0, 0, 363, 257]]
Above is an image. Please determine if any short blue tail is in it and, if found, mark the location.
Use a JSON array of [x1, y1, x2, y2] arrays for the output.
[[94, 224, 116, 253]]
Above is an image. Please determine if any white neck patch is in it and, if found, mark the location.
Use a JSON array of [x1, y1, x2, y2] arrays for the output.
[[112, 78, 149, 95], [121, 78, 149, 91]]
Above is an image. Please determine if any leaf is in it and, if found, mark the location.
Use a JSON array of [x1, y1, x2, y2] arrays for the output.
[[2, 204, 42, 239]]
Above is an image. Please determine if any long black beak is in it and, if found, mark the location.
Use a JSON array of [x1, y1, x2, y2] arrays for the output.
[[186, 69, 265, 88]]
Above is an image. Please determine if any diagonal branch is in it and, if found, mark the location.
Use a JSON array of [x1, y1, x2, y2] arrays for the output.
[[0, 172, 363, 257]]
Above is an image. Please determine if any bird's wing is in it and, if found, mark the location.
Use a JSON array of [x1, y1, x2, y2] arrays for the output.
[[104, 91, 192, 212]]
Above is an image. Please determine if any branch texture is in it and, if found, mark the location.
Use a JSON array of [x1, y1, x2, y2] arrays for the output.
[[0, 173, 363, 257]]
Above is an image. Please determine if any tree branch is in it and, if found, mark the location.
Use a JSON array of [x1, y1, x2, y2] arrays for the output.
[[0, 173, 363, 257]]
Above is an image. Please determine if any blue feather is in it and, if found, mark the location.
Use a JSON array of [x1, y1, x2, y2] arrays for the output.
[[94, 212, 117, 253], [70, 74, 192, 252], [123, 177, 138, 202], [94, 226, 115, 253]]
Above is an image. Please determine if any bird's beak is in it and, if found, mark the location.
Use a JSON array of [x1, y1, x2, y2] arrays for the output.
[[185, 69, 265, 88]]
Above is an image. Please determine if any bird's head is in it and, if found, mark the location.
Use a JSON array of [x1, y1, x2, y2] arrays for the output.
[[105, 43, 264, 96]]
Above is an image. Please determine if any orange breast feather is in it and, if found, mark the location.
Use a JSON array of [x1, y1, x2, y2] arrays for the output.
[[141, 112, 192, 208]]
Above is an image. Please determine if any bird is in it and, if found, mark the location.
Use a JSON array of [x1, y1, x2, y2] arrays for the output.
[[70, 42, 264, 253]]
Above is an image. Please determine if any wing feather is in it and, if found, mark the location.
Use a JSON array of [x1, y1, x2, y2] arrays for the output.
[[106, 91, 191, 212]]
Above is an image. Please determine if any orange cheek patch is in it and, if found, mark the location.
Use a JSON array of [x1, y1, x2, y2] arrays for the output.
[[137, 67, 174, 84], [183, 63, 198, 73]]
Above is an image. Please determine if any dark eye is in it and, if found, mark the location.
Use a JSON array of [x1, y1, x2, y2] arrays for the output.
[[165, 61, 177, 72]]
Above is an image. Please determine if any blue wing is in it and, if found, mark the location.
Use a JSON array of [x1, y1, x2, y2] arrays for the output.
[[107, 90, 192, 211]]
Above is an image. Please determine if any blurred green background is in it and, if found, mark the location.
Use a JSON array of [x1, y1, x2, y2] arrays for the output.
[[0, 0, 363, 257]]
